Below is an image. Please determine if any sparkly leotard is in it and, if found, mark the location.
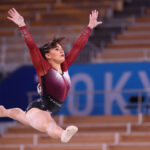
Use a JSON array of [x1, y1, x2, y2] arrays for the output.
[[20, 26, 91, 115]]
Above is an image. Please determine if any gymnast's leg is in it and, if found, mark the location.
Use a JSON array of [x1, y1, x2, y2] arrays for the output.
[[0, 105, 78, 143], [25, 108, 78, 143], [0, 105, 29, 126]]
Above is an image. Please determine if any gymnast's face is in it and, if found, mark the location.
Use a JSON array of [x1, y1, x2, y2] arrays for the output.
[[45, 43, 65, 64]]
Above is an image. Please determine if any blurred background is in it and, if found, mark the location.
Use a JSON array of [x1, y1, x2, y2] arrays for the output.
[[1, 0, 150, 150]]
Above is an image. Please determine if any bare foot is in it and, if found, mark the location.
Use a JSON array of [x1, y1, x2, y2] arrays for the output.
[[61, 125, 78, 143], [0, 106, 6, 117]]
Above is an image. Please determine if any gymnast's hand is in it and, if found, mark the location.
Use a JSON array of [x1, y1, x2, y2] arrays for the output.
[[7, 8, 26, 27], [88, 10, 102, 29]]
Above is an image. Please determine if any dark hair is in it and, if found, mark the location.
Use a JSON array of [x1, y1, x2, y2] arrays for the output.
[[39, 37, 64, 60]]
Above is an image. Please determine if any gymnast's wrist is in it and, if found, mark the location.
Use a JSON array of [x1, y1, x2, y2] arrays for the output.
[[18, 22, 26, 27]]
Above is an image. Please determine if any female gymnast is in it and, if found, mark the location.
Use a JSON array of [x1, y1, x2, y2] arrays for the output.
[[0, 8, 102, 143]]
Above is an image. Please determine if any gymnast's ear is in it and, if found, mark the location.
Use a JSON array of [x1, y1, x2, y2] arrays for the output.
[[45, 53, 52, 60]]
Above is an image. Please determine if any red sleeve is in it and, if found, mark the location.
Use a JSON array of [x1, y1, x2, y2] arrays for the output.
[[62, 27, 92, 71], [20, 26, 49, 76]]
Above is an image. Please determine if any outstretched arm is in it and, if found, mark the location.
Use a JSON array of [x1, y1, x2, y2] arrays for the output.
[[63, 10, 102, 70], [7, 8, 47, 76], [7, 8, 37, 50]]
